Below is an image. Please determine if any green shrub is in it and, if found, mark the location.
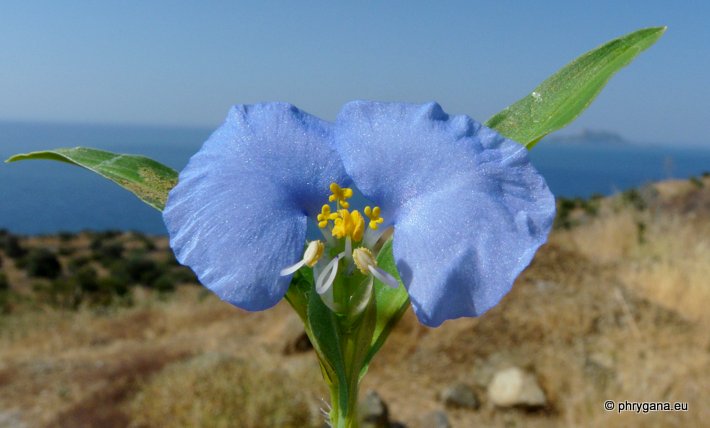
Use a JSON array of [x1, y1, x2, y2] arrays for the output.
[[107, 260, 132, 285], [152, 274, 176, 293], [131, 232, 157, 251], [621, 188, 647, 211], [34, 279, 79, 309], [75, 265, 99, 293], [58, 245, 75, 256], [67, 256, 91, 274], [163, 253, 181, 266], [124, 256, 163, 286], [1, 234, 26, 259], [57, 231, 76, 242], [169, 266, 198, 285], [91, 240, 125, 266], [89, 230, 122, 244], [24, 249, 62, 279], [0, 274, 9, 313], [98, 276, 130, 297], [555, 197, 576, 229]]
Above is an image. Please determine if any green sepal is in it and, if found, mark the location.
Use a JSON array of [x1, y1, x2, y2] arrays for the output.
[[284, 269, 313, 324], [306, 276, 351, 414], [486, 26, 666, 148], [360, 238, 409, 377], [5, 147, 178, 211]]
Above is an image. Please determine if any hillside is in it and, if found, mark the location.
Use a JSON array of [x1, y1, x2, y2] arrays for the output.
[[1, 174, 709, 428]]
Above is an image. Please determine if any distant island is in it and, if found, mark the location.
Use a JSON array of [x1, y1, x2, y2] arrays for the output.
[[542, 129, 632, 146]]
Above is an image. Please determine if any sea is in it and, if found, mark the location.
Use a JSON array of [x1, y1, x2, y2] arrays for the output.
[[1, 121, 709, 235]]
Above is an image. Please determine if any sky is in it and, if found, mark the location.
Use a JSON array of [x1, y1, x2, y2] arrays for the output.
[[1, 1, 709, 146]]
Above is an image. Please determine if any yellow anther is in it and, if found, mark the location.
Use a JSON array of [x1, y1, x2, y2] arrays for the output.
[[364, 206, 384, 230], [303, 241, 325, 267], [331, 209, 351, 240], [329, 183, 353, 208], [331, 209, 365, 242], [351, 210, 365, 242], [317, 204, 338, 228], [353, 247, 376, 275]]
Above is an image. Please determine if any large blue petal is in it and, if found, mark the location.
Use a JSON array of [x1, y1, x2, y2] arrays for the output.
[[335, 101, 555, 326], [164, 103, 349, 311]]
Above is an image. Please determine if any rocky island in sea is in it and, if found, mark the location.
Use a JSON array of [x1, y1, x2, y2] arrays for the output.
[[543, 129, 631, 146]]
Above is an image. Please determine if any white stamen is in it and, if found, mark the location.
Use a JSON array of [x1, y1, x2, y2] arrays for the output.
[[364, 226, 392, 251], [319, 278, 340, 312], [350, 276, 374, 315], [303, 240, 324, 267], [280, 241, 324, 276], [368, 265, 399, 288], [345, 237, 352, 260], [343, 237, 354, 275], [320, 224, 336, 246], [316, 252, 344, 295], [279, 259, 305, 276], [363, 228, 378, 249]]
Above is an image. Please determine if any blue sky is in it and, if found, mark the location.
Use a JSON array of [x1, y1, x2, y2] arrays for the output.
[[1, 1, 708, 145]]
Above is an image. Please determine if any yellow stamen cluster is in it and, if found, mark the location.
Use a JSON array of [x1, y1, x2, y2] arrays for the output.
[[364, 206, 384, 230], [332, 209, 365, 242], [317, 205, 338, 228], [318, 183, 384, 243], [329, 183, 353, 208]]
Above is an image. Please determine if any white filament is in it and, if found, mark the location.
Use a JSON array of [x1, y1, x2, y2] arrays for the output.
[[279, 259, 305, 276], [316, 252, 344, 295], [368, 265, 399, 288], [345, 237, 352, 260], [320, 224, 336, 247]]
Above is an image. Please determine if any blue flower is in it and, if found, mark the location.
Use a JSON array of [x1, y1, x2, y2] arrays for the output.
[[163, 103, 350, 311], [163, 101, 555, 327], [334, 101, 555, 326]]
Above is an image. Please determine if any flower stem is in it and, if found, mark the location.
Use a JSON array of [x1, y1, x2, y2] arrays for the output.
[[328, 378, 360, 428]]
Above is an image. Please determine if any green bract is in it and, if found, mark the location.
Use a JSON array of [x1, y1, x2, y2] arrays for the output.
[[6, 147, 177, 211], [486, 26, 666, 148]]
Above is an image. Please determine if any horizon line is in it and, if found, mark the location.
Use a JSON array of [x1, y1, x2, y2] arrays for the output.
[[0, 117, 708, 149]]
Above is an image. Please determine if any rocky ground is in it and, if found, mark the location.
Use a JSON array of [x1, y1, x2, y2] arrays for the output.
[[0, 175, 708, 427]]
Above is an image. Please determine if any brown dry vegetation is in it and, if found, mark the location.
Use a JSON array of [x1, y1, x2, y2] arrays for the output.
[[1, 176, 709, 427]]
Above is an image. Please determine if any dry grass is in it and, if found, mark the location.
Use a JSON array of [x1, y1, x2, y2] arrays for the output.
[[558, 207, 640, 263], [621, 215, 710, 323], [363, 242, 708, 428], [129, 354, 318, 428], [0, 287, 327, 427], [555, 178, 710, 323]]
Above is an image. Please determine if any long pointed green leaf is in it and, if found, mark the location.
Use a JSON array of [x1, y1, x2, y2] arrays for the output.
[[486, 26, 666, 148], [5, 147, 177, 211]]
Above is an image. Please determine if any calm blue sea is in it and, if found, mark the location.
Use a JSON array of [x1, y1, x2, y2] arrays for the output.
[[1, 121, 709, 235]]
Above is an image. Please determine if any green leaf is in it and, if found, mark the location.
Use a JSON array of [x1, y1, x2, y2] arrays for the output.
[[284, 269, 313, 324], [306, 283, 350, 412], [486, 26, 666, 148], [5, 147, 177, 211], [361, 238, 409, 373]]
